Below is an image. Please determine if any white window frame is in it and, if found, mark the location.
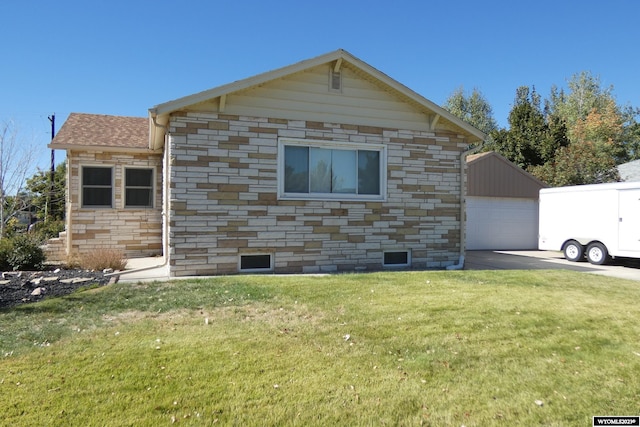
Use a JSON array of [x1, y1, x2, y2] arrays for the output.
[[81, 165, 114, 208], [238, 253, 274, 273], [124, 167, 155, 209], [277, 138, 387, 201], [382, 250, 412, 268]]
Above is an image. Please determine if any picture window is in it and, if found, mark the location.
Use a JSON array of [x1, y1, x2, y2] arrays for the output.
[[279, 138, 385, 201]]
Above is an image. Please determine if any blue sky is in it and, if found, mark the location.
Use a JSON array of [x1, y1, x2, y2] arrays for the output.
[[2, 0, 639, 171]]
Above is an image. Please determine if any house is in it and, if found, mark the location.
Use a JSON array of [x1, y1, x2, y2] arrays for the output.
[[618, 159, 640, 182], [48, 49, 485, 276], [465, 151, 547, 250]]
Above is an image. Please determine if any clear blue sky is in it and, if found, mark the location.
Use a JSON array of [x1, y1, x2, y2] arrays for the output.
[[2, 0, 639, 171]]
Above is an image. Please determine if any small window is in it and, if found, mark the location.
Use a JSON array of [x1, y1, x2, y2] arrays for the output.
[[125, 168, 154, 208], [330, 71, 342, 91], [383, 250, 411, 268], [82, 166, 113, 208], [239, 254, 273, 272]]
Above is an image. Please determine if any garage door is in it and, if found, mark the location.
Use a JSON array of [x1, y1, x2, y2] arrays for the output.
[[466, 197, 539, 250]]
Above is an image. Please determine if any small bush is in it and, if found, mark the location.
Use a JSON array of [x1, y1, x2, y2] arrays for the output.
[[0, 234, 46, 271], [0, 238, 13, 270], [31, 220, 65, 242], [74, 248, 128, 271]]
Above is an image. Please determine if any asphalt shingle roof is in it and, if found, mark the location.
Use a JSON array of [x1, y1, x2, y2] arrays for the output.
[[50, 113, 148, 149]]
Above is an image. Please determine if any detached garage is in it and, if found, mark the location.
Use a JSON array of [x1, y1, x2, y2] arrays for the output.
[[466, 152, 547, 250]]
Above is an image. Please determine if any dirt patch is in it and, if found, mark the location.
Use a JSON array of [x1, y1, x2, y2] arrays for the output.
[[0, 268, 112, 309]]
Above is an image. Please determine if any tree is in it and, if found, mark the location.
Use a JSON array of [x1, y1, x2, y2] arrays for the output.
[[0, 119, 39, 237], [443, 87, 498, 135], [529, 142, 619, 186], [26, 162, 66, 222], [548, 72, 616, 141], [486, 86, 555, 169]]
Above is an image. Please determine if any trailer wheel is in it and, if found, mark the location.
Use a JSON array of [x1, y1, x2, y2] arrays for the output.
[[586, 242, 609, 265], [563, 240, 584, 262]]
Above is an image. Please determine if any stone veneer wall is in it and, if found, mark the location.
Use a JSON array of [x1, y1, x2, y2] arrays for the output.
[[167, 113, 466, 276], [67, 151, 163, 259]]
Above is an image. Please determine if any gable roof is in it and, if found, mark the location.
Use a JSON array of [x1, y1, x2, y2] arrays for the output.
[[148, 49, 486, 149], [467, 151, 547, 199], [49, 113, 151, 152]]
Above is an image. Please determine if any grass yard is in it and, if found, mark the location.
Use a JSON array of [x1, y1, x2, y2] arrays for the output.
[[1, 270, 639, 426]]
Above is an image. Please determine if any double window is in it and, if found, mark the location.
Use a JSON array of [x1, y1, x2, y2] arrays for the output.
[[81, 166, 154, 208], [279, 139, 386, 200]]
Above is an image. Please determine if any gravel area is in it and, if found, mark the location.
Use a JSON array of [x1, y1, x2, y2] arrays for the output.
[[0, 268, 113, 309]]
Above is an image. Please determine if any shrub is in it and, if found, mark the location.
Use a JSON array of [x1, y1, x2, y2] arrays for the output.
[[0, 238, 13, 270], [74, 248, 128, 271], [0, 234, 46, 271], [31, 220, 65, 242]]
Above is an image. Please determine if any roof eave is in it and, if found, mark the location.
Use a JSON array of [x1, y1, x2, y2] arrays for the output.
[[49, 143, 162, 154]]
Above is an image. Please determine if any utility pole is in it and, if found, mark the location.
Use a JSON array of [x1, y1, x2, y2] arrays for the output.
[[45, 114, 55, 223]]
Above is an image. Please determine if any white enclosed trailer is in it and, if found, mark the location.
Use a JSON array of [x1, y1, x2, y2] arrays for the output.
[[538, 182, 640, 264]]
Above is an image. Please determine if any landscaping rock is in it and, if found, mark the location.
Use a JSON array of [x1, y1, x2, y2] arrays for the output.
[[0, 269, 111, 309]]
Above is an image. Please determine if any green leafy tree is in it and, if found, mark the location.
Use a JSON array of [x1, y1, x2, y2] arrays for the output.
[[548, 71, 640, 162], [548, 72, 616, 141], [622, 110, 640, 160], [26, 162, 66, 222], [443, 87, 498, 135]]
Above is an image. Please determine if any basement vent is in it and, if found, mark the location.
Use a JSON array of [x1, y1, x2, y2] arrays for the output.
[[383, 250, 411, 268], [330, 71, 342, 91], [239, 254, 273, 272]]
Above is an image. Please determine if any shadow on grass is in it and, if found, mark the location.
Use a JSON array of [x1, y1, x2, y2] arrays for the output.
[[6, 278, 275, 316]]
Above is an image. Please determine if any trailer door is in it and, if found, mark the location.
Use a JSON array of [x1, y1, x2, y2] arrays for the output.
[[618, 189, 640, 251]]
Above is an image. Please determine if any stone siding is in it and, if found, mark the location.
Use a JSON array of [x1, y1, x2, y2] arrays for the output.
[[167, 113, 466, 276], [66, 151, 163, 259]]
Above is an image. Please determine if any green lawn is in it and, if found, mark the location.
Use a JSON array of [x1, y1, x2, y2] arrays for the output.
[[1, 270, 639, 426]]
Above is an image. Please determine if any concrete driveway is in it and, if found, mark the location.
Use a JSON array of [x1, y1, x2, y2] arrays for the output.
[[465, 250, 640, 281]]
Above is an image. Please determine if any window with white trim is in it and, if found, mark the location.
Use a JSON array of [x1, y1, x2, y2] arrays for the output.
[[278, 138, 386, 201], [125, 168, 154, 208], [383, 250, 411, 268], [82, 166, 113, 208]]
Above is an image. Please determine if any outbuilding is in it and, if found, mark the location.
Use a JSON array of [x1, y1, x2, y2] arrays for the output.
[[466, 151, 547, 250]]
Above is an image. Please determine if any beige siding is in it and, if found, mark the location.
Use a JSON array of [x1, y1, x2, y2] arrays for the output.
[[65, 150, 163, 259], [189, 64, 434, 132], [167, 112, 466, 276]]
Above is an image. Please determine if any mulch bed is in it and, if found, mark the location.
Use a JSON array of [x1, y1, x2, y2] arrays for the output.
[[0, 268, 114, 309]]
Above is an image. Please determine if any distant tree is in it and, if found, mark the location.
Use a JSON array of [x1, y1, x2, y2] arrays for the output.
[[550, 72, 640, 160], [529, 141, 619, 186], [548, 72, 616, 140], [443, 87, 498, 135], [0, 119, 39, 237], [486, 86, 551, 169], [26, 162, 66, 222], [622, 110, 640, 160]]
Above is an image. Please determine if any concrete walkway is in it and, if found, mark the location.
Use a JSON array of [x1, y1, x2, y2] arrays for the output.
[[114, 251, 640, 283], [117, 257, 170, 283]]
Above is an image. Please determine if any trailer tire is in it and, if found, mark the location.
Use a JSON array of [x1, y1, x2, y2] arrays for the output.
[[563, 240, 584, 262], [586, 242, 609, 265]]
